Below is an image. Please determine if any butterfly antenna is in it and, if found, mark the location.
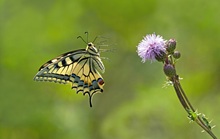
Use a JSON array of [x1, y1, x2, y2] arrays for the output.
[[85, 31, 89, 43], [77, 35, 87, 44], [92, 36, 98, 43]]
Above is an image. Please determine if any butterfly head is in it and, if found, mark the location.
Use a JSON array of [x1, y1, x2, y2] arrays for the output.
[[86, 42, 100, 55]]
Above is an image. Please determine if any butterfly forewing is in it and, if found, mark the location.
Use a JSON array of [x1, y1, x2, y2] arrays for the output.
[[34, 43, 105, 107]]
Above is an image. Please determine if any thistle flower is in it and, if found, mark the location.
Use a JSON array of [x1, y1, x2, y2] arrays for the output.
[[137, 34, 167, 62], [136, 33, 217, 139]]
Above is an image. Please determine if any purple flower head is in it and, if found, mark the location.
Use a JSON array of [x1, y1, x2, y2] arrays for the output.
[[137, 33, 167, 62]]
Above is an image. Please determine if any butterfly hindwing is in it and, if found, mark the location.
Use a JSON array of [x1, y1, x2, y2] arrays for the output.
[[34, 43, 105, 107]]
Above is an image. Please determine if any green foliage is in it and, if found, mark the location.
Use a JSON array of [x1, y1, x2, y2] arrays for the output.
[[0, 0, 220, 139]]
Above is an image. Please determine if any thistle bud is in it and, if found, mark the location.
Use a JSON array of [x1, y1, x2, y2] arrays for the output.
[[163, 64, 176, 77], [173, 51, 181, 59], [166, 39, 176, 53], [155, 50, 167, 62]]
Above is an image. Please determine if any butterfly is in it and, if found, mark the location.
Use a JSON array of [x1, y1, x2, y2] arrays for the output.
[[34, 33, 105, 107]]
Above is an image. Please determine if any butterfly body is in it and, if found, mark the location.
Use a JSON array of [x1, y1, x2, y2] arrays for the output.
[[34, 42, 105, 107]]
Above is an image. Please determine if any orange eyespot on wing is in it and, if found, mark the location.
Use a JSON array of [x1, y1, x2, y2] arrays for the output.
[[98, 78, 105, 86]]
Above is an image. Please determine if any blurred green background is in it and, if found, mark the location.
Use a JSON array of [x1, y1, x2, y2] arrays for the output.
[[1, 0, 220, 138]]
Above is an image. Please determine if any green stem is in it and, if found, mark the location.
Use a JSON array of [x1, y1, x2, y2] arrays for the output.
[[175, 78, 195, 111], [172, 75, 217, 139], [172, 79, 189, 110]]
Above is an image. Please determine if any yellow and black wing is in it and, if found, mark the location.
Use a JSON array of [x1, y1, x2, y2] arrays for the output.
[[34, 45, 105, 107]]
